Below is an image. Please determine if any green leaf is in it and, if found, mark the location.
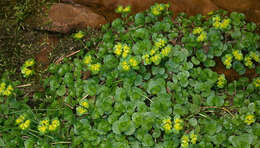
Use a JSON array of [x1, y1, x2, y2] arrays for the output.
[[24, 139, 34, 148], [147, 78, 166, 95], [56, 85, 66, 96], [142, 134, 154, 147], [135, 13, 145, 26], [189, 118, 198, 127]]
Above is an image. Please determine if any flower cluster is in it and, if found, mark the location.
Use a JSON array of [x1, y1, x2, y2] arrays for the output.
[[83, 55, 101, 74], [243, 51, 260, 68], [162, 118, 172, 131], [212, 16, 231, 29], [89, 63, 101, 73], [120, 57, 139, 71], [0, 82, 14, 96], [244, 55, 253, 68], [142, 39, 172, 65], [244, 114, 255, 125], [162, 117, 184, 132], [173, 118, 183, 131], [192, 27, 203, 35], [217, 74, 226, 88], [73, 31, 85, 40], [250, 51, 260, 63], [114, 43, 131, 58], [181, 132, 198, 148], [21, 58, 35, 78], [38, 118, 60, 134], [76, 99, 89, 116], [181, 135, 189, 148], [16, 115, 31, 130], [151, 3, 169, 16], [193, 27, 207, 42], [116, 6, 131, 13], [232, 50, 243, 61], [253, 77, 260, 88], [222, 54, 233, 69]]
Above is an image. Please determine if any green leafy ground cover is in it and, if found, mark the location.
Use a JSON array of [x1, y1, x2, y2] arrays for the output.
[[1, 3, 260, 148]]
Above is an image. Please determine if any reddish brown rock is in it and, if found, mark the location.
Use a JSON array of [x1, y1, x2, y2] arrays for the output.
[[66, 0, 167, 21], [170, 0, 218, 17], [211, 0, 260, 24], [36, 3, 107, 33]]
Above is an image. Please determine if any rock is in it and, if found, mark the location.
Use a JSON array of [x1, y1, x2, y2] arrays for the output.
[[64, 0, 218, 21], [32, 3, 107, 33], [170, 0, 218, 17], [211, 0, 260, 24], [66, 0, 168, 21]]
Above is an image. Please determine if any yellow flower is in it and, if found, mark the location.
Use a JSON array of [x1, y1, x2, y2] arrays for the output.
[[73, 31, 84, 40], [48, 119, 60, 131], [220, 19, 230, 29], [174, 123, 183, 131], [151, 7, 160, 16], [192, 27, 203, 35], [0, 82, 6, 94], [162, 118, 172, 131], [49, 119, 60, 131], [90, 63, 101, 73], [3, 90, 11, 96], [150, 54, 161, 65], [163, 123, 172, 131], [161, 45, 171, 57], [223, 54, 233, 69], [38, 125, 48, 133], [162, 118, 172, 125], [158, 5, 164, 11], [116, 6, 123, 13], [122, 45, 130, 58], [208, 11, 213, 15], [254, 78, 260, 88], [142, 54, 151, 65], [217, 74, 226, 88], [40, 119, 49, 126], [121, 61, 130, 71], [19, 120, 30, 130], [165, 3, 170, 8], [250, 51, 260, 62], [80, 100, 89, 108], [114, 43, 123, 56], [48, 124, 56, 131], [129, 58, 138, 67], [21, 67, 33, 77], [174, 118, 183, 124], [24, 59, 35, 67], [190, 133, 198, 144], [197, 32, 207, 42], [150, 49, 156, 55], [232, 50, 243, 61], [16, 115, 25, 124], [83, 55, 92, 65], [52, 119, 60, 127], [244, 115, 255, 125], [244, 56, 253, 68], [155, 39, 166, 48], [213, 16, 221, 22], [213, 21, 221, 29], [181, 135, 190, 148], [122, 6, 131, 13], [77, 106, 87, 115]]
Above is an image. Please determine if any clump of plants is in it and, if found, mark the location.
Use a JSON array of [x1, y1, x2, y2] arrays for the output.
[[0, 3, 260, 148]]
